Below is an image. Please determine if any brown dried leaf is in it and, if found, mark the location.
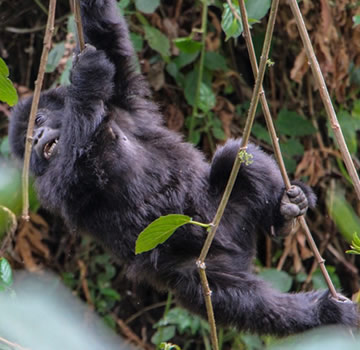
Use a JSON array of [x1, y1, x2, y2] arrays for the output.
[[14, 213, 50, 272], [165, 104, 184, 132], [147, 61, 165, 91], [214, 97, 234, 140], [295, 150, 326, 186], [290, 49, 309, 84], [296, 231, 313, 260]]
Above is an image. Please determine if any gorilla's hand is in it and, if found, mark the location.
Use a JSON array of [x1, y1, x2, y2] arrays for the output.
[[70, 44, 115, 101], [280, 185, 309, 220]]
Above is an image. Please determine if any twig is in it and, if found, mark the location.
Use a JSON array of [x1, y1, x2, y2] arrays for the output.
[[188, 0, 208, 142], [125, 301, 169, 324], [287, 0, 360, 201], [21, 0, 57, 220], [78, 260, 94, 307], [117, 319, 154, 350], [196, 1, 280, 348], [5, 14, 69, 34], [235, 0, 337, 298], [73, 0, 85, 51], [0, 336, 30, 350]]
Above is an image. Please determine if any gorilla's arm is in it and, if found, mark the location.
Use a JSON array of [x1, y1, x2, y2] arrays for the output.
[[60, 45, 115, 153], [169, 263, 358, 336], [79, 0, 151, 110], [209, 140, 316, 236]]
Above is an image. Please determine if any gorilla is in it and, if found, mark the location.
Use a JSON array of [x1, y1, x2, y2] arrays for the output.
[[8, 0, 358, 336]]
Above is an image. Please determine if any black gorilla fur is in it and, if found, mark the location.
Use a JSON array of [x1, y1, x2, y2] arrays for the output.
[[8, 0, 358, 336]]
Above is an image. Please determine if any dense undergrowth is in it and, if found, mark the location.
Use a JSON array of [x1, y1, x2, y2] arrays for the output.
[[1, 0, 360, 349]]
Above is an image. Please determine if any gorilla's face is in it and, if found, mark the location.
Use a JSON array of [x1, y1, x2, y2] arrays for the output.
[[8, 87, 67, 177], [32, 109, 61, 161], [30, 107, 63, 176]]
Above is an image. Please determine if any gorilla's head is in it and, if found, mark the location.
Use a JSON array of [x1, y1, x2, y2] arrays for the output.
[[9, 87, 67, 176]]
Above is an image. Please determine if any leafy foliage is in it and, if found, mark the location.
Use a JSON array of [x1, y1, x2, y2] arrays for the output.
[[221, 0, 271, 40], [144, 25, 170, 58], [0, 58, 18, 106], [346, 232, 360, 255], [0, 258, 13, 291], [152, 307, 209, 346], [259, 268, 293, 293], [136, 214, 211, 254]]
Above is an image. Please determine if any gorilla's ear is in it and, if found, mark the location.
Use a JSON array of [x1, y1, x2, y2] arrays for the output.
[[8, 96, 33, 160]]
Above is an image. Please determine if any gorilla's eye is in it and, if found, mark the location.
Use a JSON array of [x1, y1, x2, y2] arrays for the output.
[[35, 114, 46, 126]]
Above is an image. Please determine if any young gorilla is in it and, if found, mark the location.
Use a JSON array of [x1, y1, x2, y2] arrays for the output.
[[8, 0, 358, 336]]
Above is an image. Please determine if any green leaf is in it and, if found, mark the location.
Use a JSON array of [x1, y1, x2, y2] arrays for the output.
[[173, 52, 199, 69], [0, 58, 18, 106], [0, 258, 13, 287], [151, 325, 176, 345], [312, 266, 341, 290], [135, 0, 159, 14], [100, 288, 121, 301], [259, 268, 293, 293], [184, 70, 197, 106], [252, 122, 271, 144], [0, 137, 10, 157], [221, 0, 271, 40], [221, 4, 242, 41], [130, 33, 144, 52], [353, 15, 360, 27], [118, 0, 131, 11], [0, 58, 9, 76], [280, 138, 304, 157], [212, 126, 226, 140], [173, 37, 203, 54], [246, 0, 271, 22], [204, 52, 228, 71], [144, 25, 170, 58], [327, 110, 360, 154], [67, 14, 76, 34], [326, 186, 360, 243], [135, 214, 191, 254], [198, 83, 216, 113], [46, 42, 65, 73], [276, 109, 316, 136]]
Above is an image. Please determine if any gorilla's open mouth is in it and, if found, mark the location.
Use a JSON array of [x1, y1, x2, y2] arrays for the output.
[[43, 138, 59, 159]]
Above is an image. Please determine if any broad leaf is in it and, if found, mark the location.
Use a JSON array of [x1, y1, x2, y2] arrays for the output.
[[135, 214, 191, 254], [151, 325, 176, 345], [135, 0, 160, 14], [221, 0, 271, 40], [326, 186, 360, 243], [0, 258, 13, 287], [0, 58, 18, 106], [259, 268, 292, 293], [144, 25, 170, 58], [327, 110, 360, 154], [204, 52, 228, 71], [174, 37, 203, 54], [276, 109, 316, 136], [198, 83, 216, 113], [46, 42, 65, 73]]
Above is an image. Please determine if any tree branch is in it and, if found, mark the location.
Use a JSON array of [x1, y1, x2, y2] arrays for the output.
[[21, 0, 57, 220], [196, 1, 280, 348], [73, 0, 85, 51], [233, 0, 338, 298], [287, 0, 360, 201]]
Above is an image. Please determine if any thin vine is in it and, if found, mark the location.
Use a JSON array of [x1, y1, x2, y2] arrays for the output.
[[196, 0, 280, 348], [234, 0, 338, 298], [21, 0, 57, 220]]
